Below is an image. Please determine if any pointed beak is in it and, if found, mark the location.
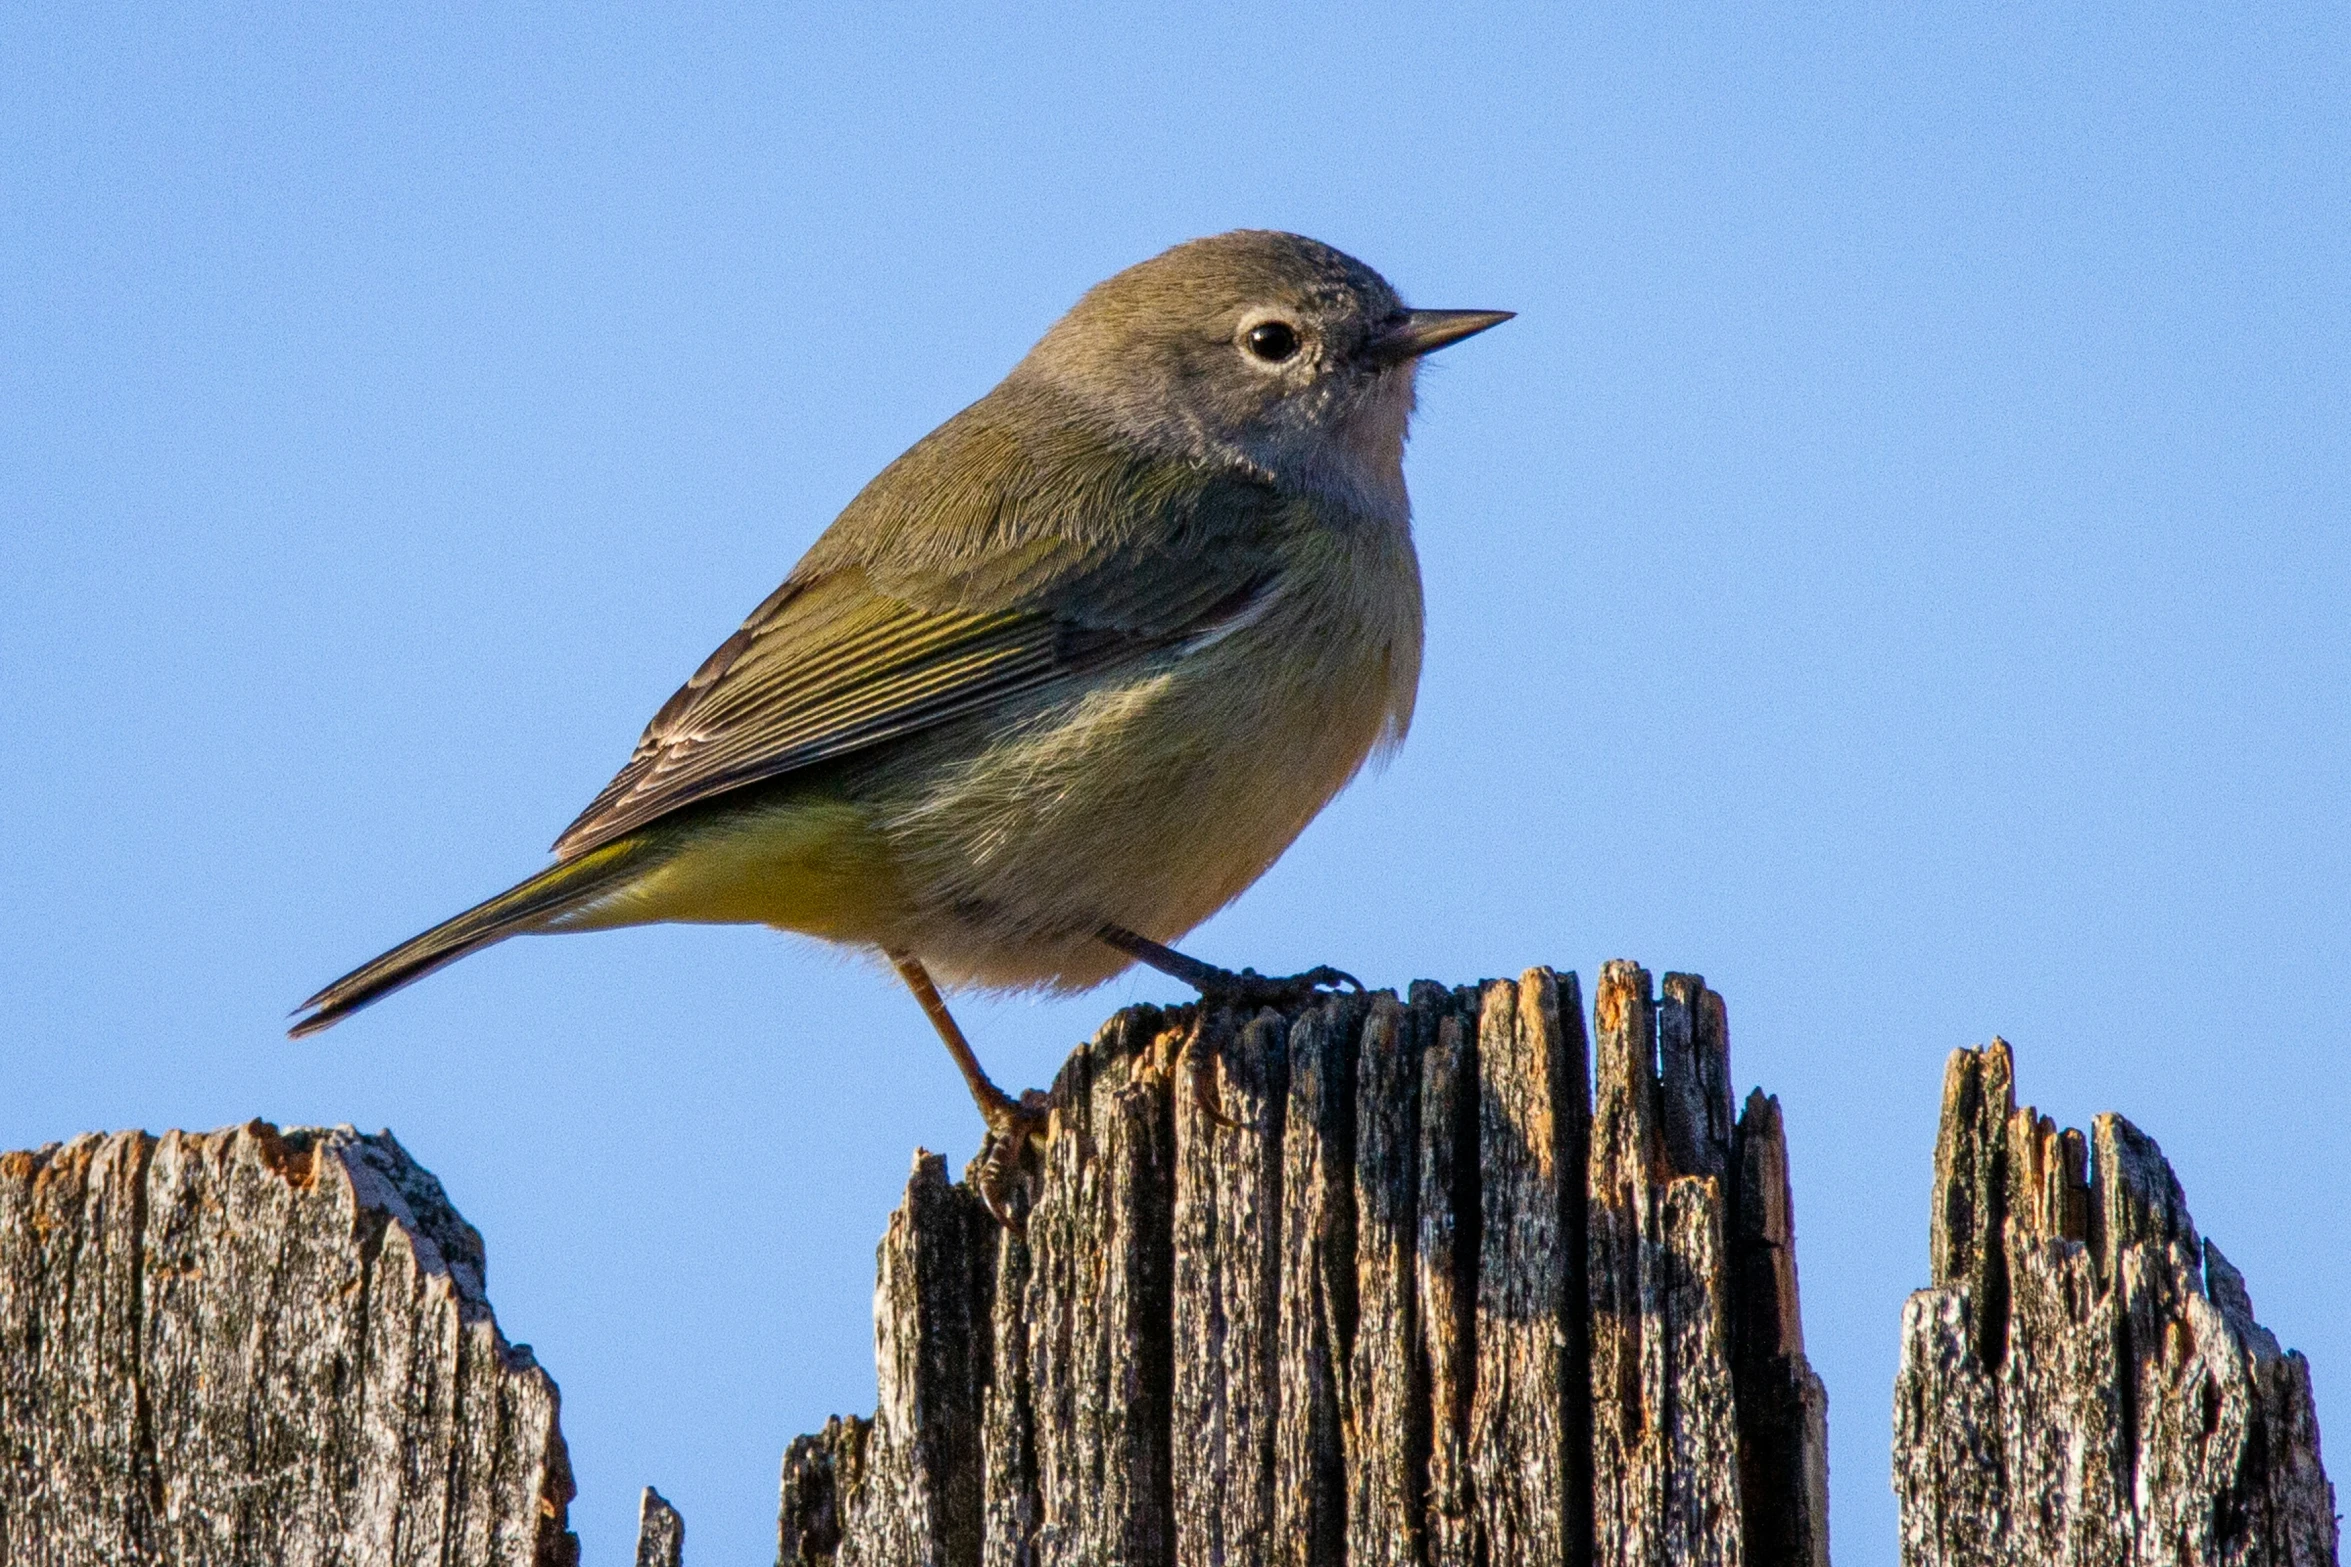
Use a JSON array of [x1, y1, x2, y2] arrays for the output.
[[1366, 308, 1515, 366]]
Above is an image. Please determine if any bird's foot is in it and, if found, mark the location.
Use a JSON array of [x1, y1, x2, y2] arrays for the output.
[[974, 1088, 1051, 1229], [1092, 925, 1359, 1132], [1189, 962, 1364, 1010], [1096, 923, 1362, 1013]]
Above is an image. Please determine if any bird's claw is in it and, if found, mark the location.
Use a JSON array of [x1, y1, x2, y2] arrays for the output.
[[1194, 963, 1364, 1010], [975, 1088, 1051, 1229]]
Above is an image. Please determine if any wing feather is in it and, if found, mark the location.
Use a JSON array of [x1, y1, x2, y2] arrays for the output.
[[551, 402, 1289, 860]]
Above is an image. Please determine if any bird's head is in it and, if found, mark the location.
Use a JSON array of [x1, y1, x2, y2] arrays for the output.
[[1014, 230, 1510, 514]]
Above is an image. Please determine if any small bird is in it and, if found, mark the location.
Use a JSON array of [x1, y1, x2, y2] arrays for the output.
[[294, 230, 1508, 1215]]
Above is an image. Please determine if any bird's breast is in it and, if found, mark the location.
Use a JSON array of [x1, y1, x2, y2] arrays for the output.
[[871, 513, 1423, 989]]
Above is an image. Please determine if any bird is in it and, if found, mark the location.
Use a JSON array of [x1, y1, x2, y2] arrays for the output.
[[294, 229, 1509, 1218]]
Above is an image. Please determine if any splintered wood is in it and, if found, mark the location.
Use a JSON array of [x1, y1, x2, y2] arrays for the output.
[[635, 1487, 685, 1567], [1893, 1042, 2338, 1567], [781, 963, 1830, 1567], [0, 1121, 577, 1566]]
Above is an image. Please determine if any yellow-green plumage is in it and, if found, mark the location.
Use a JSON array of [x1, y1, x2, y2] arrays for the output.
[[555, 791, 906, 940], [294, 230, 1502, 1039]]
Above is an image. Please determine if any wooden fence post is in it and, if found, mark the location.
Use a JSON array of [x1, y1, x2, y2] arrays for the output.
[[1893, 1040, 2336, 1566], [780, 963, 1832, 1567], [3, 966, 2332, 1567], [0, 1122, 577, 1565]]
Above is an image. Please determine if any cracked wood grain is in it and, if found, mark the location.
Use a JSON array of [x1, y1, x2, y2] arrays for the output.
[[0, 1120, 578, 1567], [1348, 995, 1425, 1567], [1171, 1009, 1285, 1567], [12, 965, 2318, 1567], [1275, 998, 1361, 1567], [1414, 990, 1479, 1567], [1894, 1040, 2338, 1567], [1589, 963, 1754, 1567], [783, 963, 1829, 1567], [1469, 968, 1590, 1567]]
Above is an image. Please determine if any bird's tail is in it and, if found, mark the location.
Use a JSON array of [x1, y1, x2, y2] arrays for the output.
[[290, 838, 655, 1037]]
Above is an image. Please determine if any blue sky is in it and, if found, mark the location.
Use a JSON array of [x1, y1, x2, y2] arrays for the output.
[[5, 5, 2344, 1560]]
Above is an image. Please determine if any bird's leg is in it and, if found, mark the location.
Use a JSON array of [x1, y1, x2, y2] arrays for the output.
[[1097, 923, 1363, 1007], [890, 952, 1048, 1227], [1097, 924, 1363, 1130]]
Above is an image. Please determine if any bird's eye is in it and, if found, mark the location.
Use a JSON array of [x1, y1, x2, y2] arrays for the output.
[[1244, 321, 1300, 363]]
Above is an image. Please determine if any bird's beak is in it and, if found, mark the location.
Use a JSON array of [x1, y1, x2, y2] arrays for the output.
[[1366, 308, 1515, 366]]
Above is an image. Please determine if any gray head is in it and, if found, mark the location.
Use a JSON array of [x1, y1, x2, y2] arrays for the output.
[[1013, 231, 1510, 511]]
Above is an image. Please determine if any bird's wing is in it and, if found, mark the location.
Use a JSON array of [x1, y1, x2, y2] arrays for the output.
[[550, 409, 1287, 860]]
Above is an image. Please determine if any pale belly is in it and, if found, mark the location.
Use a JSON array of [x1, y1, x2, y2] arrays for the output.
[[855, 595, 1417, 992], [580, 522, 1426, 993]]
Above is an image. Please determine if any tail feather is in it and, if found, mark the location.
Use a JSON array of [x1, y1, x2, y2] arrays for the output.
[[291, 839, 652, 1037]]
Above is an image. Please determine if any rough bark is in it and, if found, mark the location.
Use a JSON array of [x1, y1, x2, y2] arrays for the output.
[[837, 1153, 995, 1567], [1892, 1039, 2339, 1567], [784, 963, 1829, 1567], [0, 1120, 578, 1567], [1468, 968, 1589, 1566], [1275, 999, 1361, 1567], [1349, 995, 1424, 1567]]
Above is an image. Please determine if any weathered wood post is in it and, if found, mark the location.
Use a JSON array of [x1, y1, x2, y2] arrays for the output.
[[778, 961, 1831, 1567], [638, 1487, 686, 1567], [1892, 1040, 2337, 1566], [0, 1122, 578, 1566], [2, 968, 2334, 1567]]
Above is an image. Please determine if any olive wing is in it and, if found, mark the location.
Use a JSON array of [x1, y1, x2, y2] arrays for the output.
[[550, 436, 1285, 861]]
